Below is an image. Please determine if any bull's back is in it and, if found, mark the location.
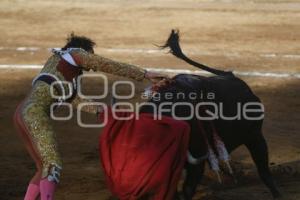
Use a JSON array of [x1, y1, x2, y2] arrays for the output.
[[174, 74, 263, 147]]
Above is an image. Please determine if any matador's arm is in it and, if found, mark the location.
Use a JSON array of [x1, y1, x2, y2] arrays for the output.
[[70, 49, 146, 81], [71, 95, 103, 115]]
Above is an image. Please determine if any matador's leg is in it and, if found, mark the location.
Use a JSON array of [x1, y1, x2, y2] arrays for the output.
[[14, 102, 42, 200], [22, 103, 62, 200]]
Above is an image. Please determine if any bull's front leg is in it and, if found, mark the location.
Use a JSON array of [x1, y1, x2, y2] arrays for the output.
[[182, 161, 205, 200]]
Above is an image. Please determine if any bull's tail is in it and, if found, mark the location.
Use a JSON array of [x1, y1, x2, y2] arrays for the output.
[[160, 29, 232, 77]]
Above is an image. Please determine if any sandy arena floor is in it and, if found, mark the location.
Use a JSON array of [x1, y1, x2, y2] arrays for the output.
[[0, 0, 299, 199]]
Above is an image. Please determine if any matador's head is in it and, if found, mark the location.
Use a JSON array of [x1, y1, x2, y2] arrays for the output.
[[62, 33, 96, 53]]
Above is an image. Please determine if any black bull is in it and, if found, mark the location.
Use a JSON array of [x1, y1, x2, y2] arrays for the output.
[[140, 73, 280, 199]]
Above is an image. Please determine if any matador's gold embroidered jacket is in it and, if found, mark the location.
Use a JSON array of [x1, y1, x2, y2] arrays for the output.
[[20, 48, 147, 178]]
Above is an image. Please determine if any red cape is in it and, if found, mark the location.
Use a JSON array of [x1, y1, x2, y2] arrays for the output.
[[99, 110, 190, 200]]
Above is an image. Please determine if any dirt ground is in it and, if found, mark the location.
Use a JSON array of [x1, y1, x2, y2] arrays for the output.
[[0, 0, 299, 199]]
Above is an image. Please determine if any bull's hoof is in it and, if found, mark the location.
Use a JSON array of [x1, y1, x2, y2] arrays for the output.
[[174, 191, 185, 200], [272, 191, 283, 199]]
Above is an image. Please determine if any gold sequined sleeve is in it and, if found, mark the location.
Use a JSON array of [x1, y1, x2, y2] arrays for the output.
[[71, 95, 102, 115], [70, 49, 146, 81]]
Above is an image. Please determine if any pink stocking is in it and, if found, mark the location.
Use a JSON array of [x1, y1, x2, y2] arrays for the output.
[[40, 178, 56, 200], [24, 183, 40, 200]]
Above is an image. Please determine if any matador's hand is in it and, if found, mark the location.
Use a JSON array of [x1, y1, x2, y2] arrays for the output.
[[144, 71, 169, 83]]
